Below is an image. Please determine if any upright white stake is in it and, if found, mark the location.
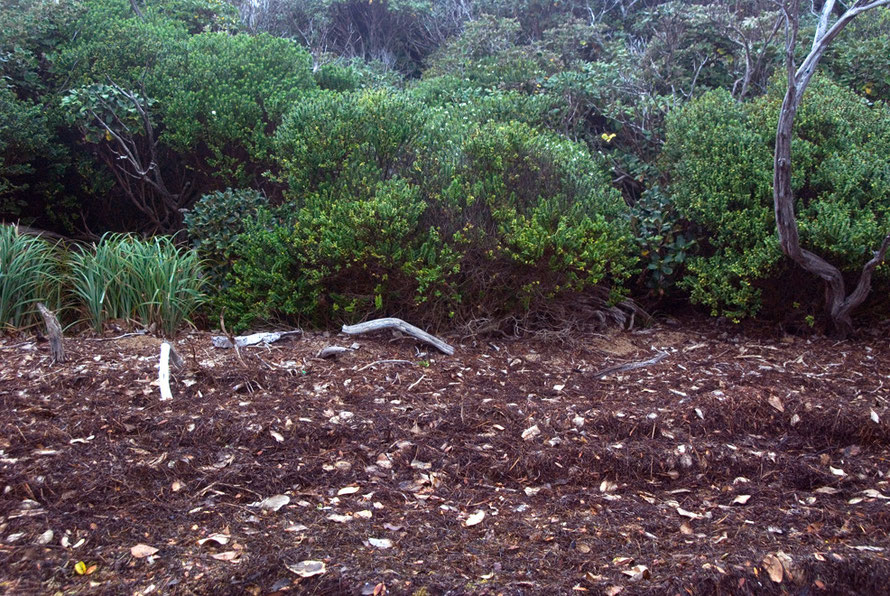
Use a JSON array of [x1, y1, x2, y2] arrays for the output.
[[159, 342, 173, 401]]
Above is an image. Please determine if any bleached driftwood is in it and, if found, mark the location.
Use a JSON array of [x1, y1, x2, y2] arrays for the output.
[[341, 318, 454, 356], [317, 345, 350, 359], [212, 330, 302, 349], [593, 351, 669, 379], [159, 342, 174, 400], [36, 302, 65, 363]]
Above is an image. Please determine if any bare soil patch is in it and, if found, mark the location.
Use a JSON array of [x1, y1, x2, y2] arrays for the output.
[[2, 319, 890, 595]]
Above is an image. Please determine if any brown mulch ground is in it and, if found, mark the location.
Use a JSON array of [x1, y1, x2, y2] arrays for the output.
[[2, 318, 890, 595]]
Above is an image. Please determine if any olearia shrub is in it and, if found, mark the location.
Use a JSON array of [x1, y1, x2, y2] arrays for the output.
[[662, 78, 890, 321], [220, 88, 636, 330]]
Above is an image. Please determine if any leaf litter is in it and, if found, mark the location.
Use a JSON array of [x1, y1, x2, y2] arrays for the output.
[[1, 320, 890, 593]]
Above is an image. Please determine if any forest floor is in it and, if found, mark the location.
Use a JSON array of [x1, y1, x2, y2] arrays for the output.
[[2, 317, 890, 595]]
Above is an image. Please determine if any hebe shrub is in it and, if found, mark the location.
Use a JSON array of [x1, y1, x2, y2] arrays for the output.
[[662, 79, 890, 320]]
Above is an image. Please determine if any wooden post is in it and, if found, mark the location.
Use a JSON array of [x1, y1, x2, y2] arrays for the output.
[[36, 303, 64, 363]]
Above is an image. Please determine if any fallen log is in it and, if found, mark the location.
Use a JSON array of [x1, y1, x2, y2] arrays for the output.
[[341, 318, 454, 356], [36, 303, 64, 363]]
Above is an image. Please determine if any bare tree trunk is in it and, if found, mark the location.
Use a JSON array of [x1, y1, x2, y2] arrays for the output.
[[773, 0, 890, 338]]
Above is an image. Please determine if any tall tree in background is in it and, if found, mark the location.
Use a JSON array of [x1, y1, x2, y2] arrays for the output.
[[773, 0, 890, 337]]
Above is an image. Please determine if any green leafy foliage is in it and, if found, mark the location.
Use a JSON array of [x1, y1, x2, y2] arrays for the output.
[[222, 93, 634, 330], [158, 33, 316, 186], [183, 188, 268, 285], [663, 80, 890, 319], [629, 188, 695, 295]]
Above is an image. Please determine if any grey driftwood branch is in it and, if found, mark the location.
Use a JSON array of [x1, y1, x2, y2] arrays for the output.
[[341, 318, 455, 356], [592, 351, 669, 379]]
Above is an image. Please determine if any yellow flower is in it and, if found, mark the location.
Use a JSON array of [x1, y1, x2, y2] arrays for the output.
[[601, 132, 616, 143]]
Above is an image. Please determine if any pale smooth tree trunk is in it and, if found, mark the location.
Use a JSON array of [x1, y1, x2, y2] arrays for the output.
[[773, 0, 890, 338]]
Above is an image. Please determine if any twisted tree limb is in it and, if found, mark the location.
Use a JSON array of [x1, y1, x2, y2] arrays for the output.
[[341, 318, 454, 355]]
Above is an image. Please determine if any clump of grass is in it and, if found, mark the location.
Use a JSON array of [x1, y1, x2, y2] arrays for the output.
[[70, 234, 206, 336], [0, 225, 62, 329]]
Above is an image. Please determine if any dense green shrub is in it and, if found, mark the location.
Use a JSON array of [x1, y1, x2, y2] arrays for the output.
[[158, 33, 316, 186], [221, 93, 635, 330], [184, 188, 268, 285], [662, 80, 890, 319], [0, 225, 63, 329]]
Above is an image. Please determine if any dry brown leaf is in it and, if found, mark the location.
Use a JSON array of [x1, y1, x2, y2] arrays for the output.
[[197, 533, 230, 547], [130, 544, 159, 558], [762, 553, 784, 583], [732, 494, 752, 505], [621, 564, 651, 581], [464, 510, 485, 527], [767, 395, 784, 413], [211, 550, 242, 562], [286, 560, 327, 578]]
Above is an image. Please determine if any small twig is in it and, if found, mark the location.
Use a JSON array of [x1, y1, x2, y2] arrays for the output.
[[592, 351, 669, 379], [408, 374, 427, 391], [356, 359, 414, 372], [220, 309, 248, 369]]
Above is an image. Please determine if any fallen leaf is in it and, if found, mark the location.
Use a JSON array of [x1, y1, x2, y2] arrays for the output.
[[255, 494, 290, 511], [368, 538, 393, 549], [270, 430, 285, 443], [862, 489, 890, 500], [732, 495, 752, 505], [286, 560, 327, 578], [871, 410, 880, 424], [604, 587, 624, 596], [600, 480, 618, 493], [676, 507, 701, 519], [337, 486, 360, 496], [464, 510, 485, 527], [612, 556, 634, 566], [327, 514, 352, 523], [680, 522, 693, 535], [829, 466, 846, 477], [285, 523, 308, 533], [522, 425, 541, 441], [131, 544, 159, 558], [74, 561, 87, 575], [767, 395, 784, 413], [621, 564, 650, 581], [814, 486, 841, 495], [211, 551, 242, 562], [197, 533, 230, 547], [762, 553, 784, 583]]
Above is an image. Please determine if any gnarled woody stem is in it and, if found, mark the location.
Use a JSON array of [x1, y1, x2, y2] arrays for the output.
[[773, 0, 890, 337]]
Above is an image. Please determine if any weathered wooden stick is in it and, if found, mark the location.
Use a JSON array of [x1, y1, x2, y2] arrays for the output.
[[317, 345, 350, 359], [36, 303, 65, 363], [341, 318, 454, 355], [159, 342, 173, 400], [593, 351, 669, 379]]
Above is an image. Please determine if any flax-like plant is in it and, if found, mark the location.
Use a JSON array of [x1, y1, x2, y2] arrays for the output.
[[0, 225, 62, 329], [70, 234, 206, 336]]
